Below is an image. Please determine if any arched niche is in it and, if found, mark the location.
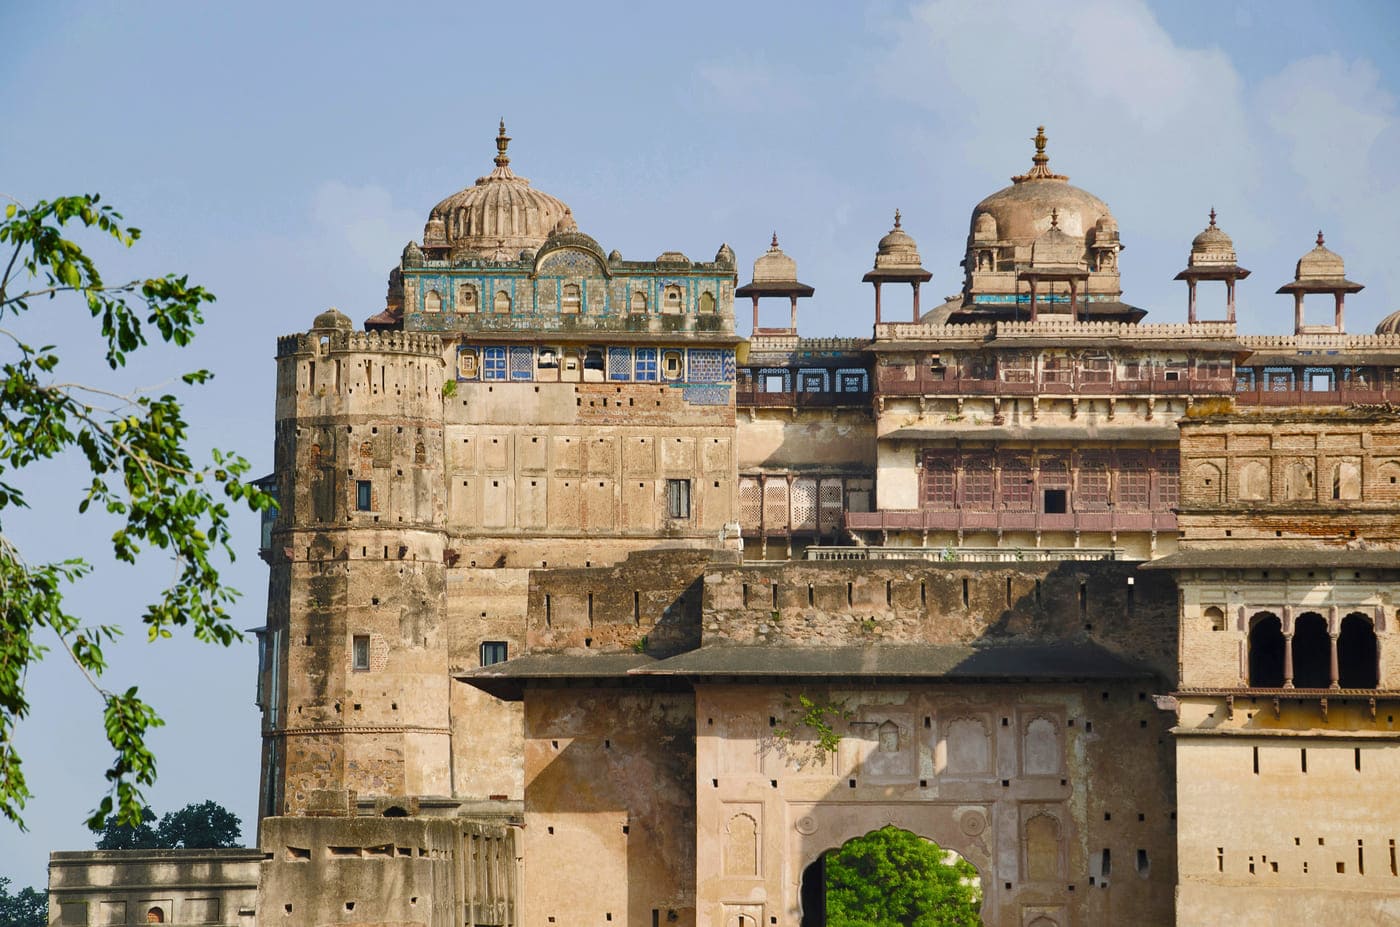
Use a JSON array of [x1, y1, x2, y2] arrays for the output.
[[1248, 613, 1284, 687]]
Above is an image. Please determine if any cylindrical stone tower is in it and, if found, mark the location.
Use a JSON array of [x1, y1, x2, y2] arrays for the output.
[[259, 308, 447, 818]]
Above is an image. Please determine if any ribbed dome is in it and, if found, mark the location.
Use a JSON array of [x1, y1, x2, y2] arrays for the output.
[[1297, 231, 1346, 280], [1188, 208, 1237, 267], [1375, 309, 1400, 335], [753, 233, 799, 283], [426, 121, 572, 258], [874, 210, 922, 269]]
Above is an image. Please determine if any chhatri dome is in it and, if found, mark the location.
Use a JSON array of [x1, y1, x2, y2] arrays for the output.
[[422, 120, 572, 259]]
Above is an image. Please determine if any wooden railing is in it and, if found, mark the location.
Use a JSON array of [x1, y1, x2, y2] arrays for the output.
[[735, 388, 872, 408], [845, 510, 1177, 533], [875, 370, 1235, 398]]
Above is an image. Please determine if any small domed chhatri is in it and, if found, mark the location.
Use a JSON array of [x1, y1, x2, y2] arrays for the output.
[[736, 233, 814, 334], [953, 126, 1137, 323], [1175, 209, 1250, 323], [311, 306, 353, 332], [1277, 232, 1364, 334], [422, 120, 572, 260], [863, 210, 932, 323]]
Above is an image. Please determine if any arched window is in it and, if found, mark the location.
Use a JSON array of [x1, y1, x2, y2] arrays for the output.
[[1238, 460, 1269, 501], [1283, 460, 1314, 501], [630, 290, 648, 313], [1248, 613, 1285, 687], [662, 285, 683, 314], [1191, 462, 1224, 504], [1292, 613, 1330, 689], [698, 291, 716, 313], [146, 909, 164, 924], [1338, 613, 1378, 688], [1203, 605, 1226, 632], [493, 290, 511, 314], [561, 283, 581, 314], [424, 289, 442, 313], [877, 720, 899, 753], [1332, 459, 1361, 500], [459, 284, 478, 313]]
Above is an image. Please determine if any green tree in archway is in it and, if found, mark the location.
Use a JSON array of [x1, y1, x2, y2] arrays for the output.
[[825, 826, 982, 927]]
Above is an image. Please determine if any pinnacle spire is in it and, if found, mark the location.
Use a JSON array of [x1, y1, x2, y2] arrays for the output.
[[1208, 207, 1217, 229], [771, 231, 779, 249], [1317, 230, 1326, 247], [1012, 124, 1068, 183], [494, 118, 511, 168], [893, 209, 902, 229]]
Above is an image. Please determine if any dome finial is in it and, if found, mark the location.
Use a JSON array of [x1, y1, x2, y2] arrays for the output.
[[1012, 125, 1068, 183], [1317, 230, 1325, 248], [495, 119, 511, 168], [771, 231, 779, 249], [1049, 207, 1060, 230], [1208, 207, 1217, 229], [893, 208, 902, 229]]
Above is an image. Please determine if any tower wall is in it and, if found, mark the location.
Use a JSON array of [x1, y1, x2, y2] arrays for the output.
[[261, 323, 449, 816]]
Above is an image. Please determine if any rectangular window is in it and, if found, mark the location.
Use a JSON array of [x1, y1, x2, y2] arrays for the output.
[[352, 634, 370, 671], [666, 478, 691, 519], [356, 480, 372, 511], [635, 348, 658, 381], [479, 641, 508, 666], [608, 347, 632, 381], [483, 346, 507, 381], [509, 346, 534, 381]]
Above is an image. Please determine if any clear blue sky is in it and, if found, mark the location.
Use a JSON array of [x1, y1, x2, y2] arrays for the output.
[[3, 0, 1400, 888]]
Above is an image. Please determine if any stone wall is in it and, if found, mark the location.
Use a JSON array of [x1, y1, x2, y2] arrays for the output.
[[696, 681, 1176, 927], [48, 850, 260, 927], [257, 814, 519, 927], [522, 688, 696, 927], [699, 559, 1178, 679]]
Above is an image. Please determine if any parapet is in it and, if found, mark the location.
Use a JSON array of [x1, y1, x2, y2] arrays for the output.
[[277, 329, 443, 359]]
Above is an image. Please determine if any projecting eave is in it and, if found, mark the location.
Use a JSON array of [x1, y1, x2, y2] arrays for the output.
[[631, 640, 1154, 683], [1142, 548, 1400, 571], [456, 653, 662, 701]]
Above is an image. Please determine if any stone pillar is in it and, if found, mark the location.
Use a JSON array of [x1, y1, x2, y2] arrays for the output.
[[912, 281, 921, 322], [1329, 634, 1340, 689], [1226, 279, 1236, 322], [873, 282, 882, 324], [1283, 634, 1294, 689], [1187, 280, 1197, 323]]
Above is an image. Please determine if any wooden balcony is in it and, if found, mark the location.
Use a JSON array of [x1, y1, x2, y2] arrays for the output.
[[735, 388, 872, 409], [1233, 386, 1400, 406], [846, 509, 1177, 533], [875, 369, 1234, 398]]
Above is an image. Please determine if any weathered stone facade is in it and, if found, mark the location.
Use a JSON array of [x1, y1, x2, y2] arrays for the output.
[[52, 125, 1400, 927]]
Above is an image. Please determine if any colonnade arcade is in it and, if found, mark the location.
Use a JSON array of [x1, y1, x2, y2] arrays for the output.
[[1244, 608, 1382, 689]]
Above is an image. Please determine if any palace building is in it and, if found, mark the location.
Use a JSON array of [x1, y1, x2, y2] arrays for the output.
[[51, 124, 1400, 927]]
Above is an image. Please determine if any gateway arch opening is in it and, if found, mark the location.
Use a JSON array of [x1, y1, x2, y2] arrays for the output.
[[799, 826, 983, 926]]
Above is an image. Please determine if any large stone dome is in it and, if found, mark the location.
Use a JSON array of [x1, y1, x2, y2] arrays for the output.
[[966, 127, 1115, 255], [424, 120, 572, 259], [1375, 308, 1400, 335]]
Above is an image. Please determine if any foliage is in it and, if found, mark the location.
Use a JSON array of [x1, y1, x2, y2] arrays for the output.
[[0, 876, 47, 927], [773, 693, 852, 754], [94, 800, 242, 849], [0, 195, 276, 831], [94, 805, 159, 849], [631, 635, 649, 654], [825, 827, 982, 927]]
